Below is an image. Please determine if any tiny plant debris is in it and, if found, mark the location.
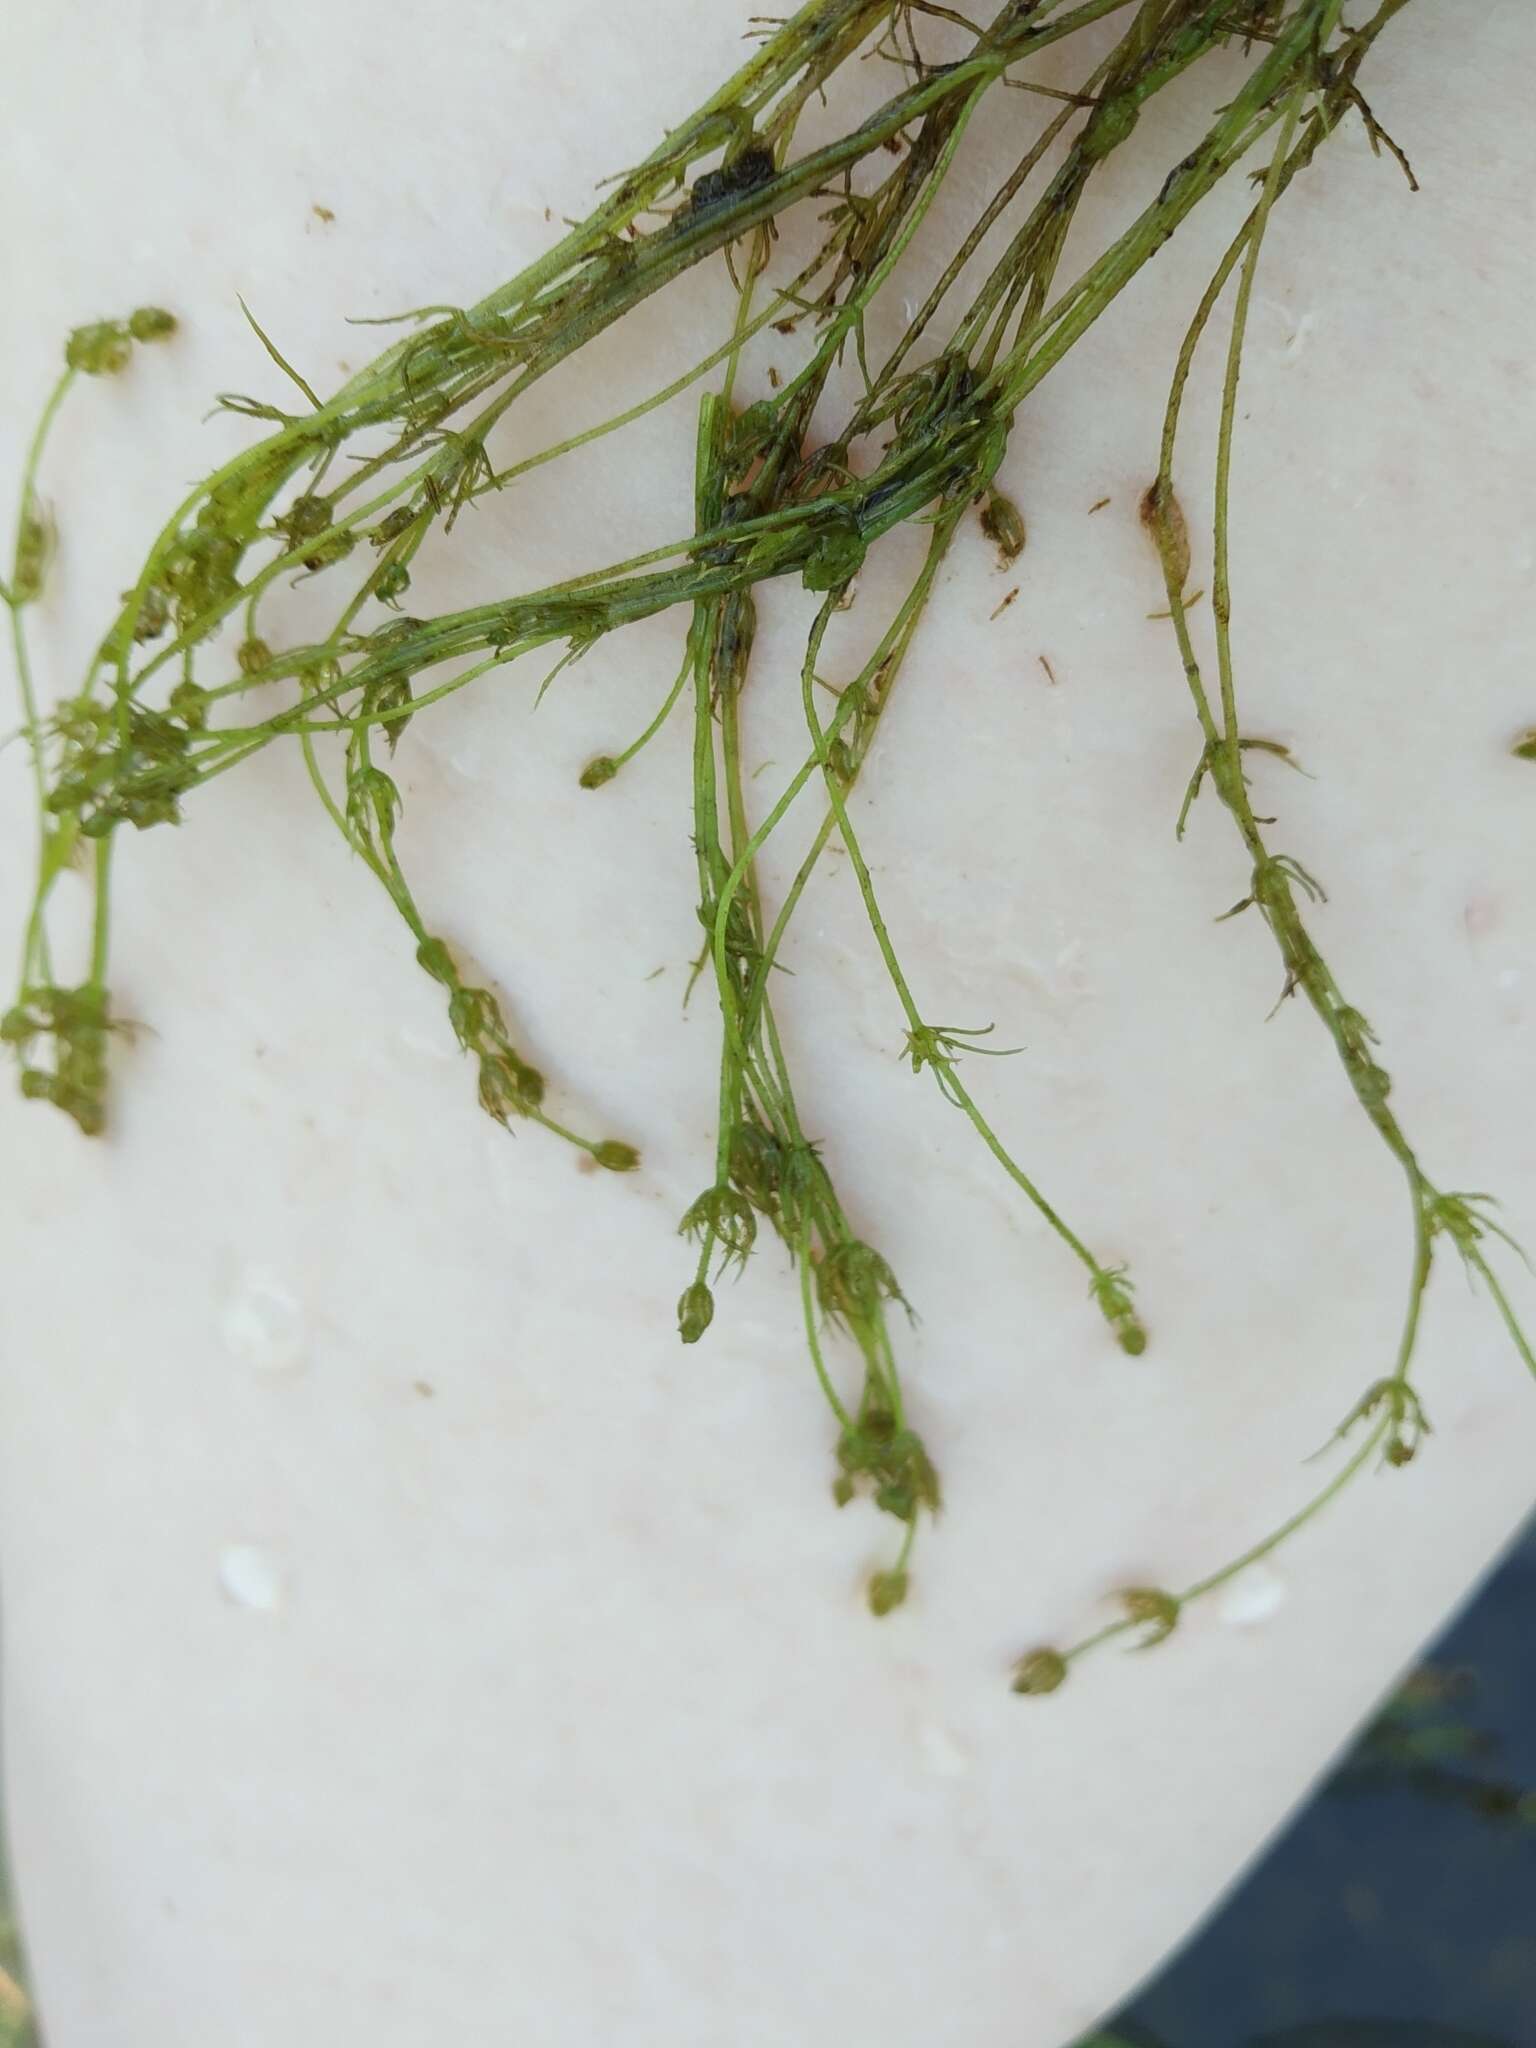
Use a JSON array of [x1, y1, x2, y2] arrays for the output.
[[6, 0, 1533, 1693], [979, 485, 1026, 566]]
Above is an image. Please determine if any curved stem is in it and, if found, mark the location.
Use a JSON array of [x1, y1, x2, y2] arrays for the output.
[[6, 367, 76, 985]]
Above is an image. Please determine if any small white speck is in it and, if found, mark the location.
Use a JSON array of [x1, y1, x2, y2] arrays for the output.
[[918, 1722, 971, 1779], [1217, 1564, 1287, 1628], [415, 725, 483, 783], [1284, 311, 1316, 360], [223, 1273, 306, 1375], [218, 1545, 285, 1613], [1497, 968, 1522, 992]]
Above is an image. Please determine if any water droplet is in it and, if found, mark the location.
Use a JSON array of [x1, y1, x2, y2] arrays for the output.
[[218, 1544, 285, 1613], [917, 1722, 971, 1779], [1284, 311, 1316, 360], [1217, 1564, 1287, 1628], [223, 1272, 306, 1375], [398, 1022, 453, 1062], [1255, 297, 1315, 361]]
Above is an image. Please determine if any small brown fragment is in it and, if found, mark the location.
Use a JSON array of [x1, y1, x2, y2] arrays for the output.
[[1038, 654, 1058, 685], [1088, 496, 1111, 515], [990, 587, 1019, 622], [312, 203, 335, 224]]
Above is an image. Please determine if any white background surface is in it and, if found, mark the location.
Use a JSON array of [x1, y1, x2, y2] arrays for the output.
[[2, 4, 1535, 2043]]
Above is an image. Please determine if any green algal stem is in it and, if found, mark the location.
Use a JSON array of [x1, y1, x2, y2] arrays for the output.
[[1017, 1417, 1390, 1690], [1150, 75, 1446, 1424], [129, 17, 1358, 802], [797, 573, 1144, 1348], [1014, 25, 1536, 1695], [686, 390, 932, 1588], [6, 368, 77, 987], [303, 694, 637, 1169]]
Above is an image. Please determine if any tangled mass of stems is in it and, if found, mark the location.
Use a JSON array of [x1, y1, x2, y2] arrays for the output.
[[5, 0, 1532, 1687]]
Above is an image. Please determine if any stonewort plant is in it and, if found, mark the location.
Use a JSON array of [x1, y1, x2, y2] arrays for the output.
[[5, 0, 1532, 1684]]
